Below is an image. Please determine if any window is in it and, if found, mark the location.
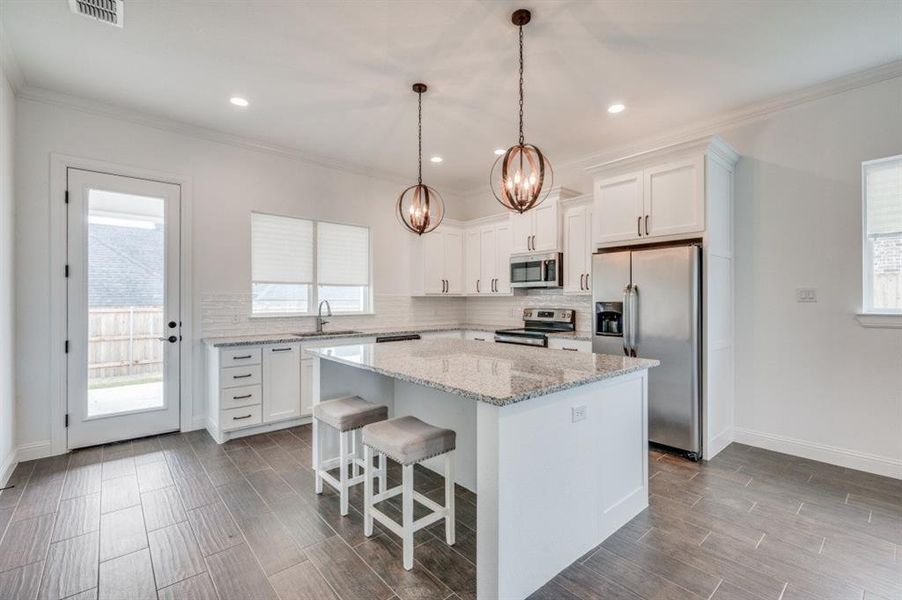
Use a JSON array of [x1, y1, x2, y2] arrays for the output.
[[251, 213, 371, 315], [863, 156, 902, 314]]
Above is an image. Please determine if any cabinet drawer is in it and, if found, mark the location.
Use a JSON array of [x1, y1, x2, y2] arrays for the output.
[[220, 405, 262, 431], [220, 365, 261, 389], [220, 385, 261, 411], [548, 338, 592, 353], [221, 347, 261, 366]]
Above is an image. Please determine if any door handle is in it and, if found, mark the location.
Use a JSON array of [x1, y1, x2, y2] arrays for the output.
[[637, 216, 642, 237], [158, 336, 178, 343], [629, 284, 639, 357], [622, 285, 631, 356], [645, 215, 649, 236]]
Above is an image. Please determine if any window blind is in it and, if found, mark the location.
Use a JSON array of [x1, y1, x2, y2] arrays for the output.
[[866, 158, 902, 236], [317, 222, 369, 286], [251, 213, 314, 283]]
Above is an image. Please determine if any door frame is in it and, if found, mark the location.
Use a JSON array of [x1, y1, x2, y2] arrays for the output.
[[49, 154, 195, 457]]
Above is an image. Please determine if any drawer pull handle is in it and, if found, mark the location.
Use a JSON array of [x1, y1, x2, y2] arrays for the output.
[[233, 374, 252, 379], [562, 347, 578, 351], [474, 337, 485, 341], [233, 355, 252, 360], [233, 414, 253, 420], [272, 348, 292, 352], [232, 394, 252, 400]]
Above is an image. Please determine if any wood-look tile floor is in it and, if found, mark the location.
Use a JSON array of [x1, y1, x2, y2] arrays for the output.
[[1, 429, 900, 600]]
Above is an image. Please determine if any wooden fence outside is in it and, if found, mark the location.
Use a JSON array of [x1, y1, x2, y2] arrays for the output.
[[88, 306, 164, 380]]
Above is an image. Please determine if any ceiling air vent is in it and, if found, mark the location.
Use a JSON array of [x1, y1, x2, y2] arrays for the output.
[[68, 0, 124, 28]]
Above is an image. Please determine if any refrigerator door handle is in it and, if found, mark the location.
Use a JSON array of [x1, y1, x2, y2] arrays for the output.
[[629, 284, 639, 357], [622, 284, 632, 356]]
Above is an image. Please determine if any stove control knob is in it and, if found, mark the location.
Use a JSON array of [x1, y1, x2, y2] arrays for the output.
[[523, 309, 532, 318]]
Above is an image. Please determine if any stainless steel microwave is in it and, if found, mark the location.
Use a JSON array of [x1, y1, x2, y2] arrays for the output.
[[510, 252, 563, 288]]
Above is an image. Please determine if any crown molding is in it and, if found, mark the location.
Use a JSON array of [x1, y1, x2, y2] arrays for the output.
[[15, 84, 471, 196], [461, 59, 902, 198]]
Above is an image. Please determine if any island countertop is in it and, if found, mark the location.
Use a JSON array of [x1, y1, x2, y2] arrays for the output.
[[306, 338, 658, 406]]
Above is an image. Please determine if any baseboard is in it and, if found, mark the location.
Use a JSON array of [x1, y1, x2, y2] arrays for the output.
[[733, 427, 902, 480], [0, 449, 16, 486], [705, 427, 734, 460], [16, 440, 53, 462]]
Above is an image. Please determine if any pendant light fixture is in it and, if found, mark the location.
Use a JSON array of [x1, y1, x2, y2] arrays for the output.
[[491, 8, 553, 214], [397, 83, 445, 235]]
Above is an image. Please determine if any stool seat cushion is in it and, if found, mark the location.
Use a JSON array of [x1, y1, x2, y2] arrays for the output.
[[313, 396, 388, 432], [362, 416, 456, 465]]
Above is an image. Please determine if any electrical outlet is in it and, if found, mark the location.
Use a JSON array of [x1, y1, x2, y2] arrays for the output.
[[571, 405, 587, 423], [796, 288, 817, 303], [231, 313, 241, 324]]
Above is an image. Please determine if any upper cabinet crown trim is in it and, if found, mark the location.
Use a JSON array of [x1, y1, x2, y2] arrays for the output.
[[585, 135, 739, 175]]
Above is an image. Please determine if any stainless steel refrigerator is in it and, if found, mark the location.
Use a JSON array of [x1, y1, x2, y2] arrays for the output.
[[592, 243, 702, 458]]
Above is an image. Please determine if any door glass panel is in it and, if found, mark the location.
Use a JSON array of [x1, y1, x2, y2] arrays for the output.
[[87, 190, 166, 417], [511, 261, 542, 283]]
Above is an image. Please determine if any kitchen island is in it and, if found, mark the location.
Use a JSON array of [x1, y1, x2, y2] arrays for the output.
[[307, 338, 658, 599]]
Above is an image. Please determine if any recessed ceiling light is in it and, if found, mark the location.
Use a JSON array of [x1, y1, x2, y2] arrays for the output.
[[430, 156, 443, 163], [607, 103, 625, 114], [230, 97, 249, 107], [494, 148, 506, 156]]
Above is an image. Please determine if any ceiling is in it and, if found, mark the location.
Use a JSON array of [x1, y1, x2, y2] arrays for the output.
[[2, 1, 901, 191]]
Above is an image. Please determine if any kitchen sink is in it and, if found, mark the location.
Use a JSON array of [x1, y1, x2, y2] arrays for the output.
[[292, 330, 361, 337]]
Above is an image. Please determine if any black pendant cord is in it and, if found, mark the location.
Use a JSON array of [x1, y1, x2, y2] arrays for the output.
[[518, 23, 525, 146], [417, 90, 423, 185]]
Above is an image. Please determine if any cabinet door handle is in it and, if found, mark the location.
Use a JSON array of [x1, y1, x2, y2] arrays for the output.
[[493, 278, 497, 292], [579, 273, 585, 290], [645, 215, 649, 236], [232, 373, 252, 379], [562, 347, 578, 351], [232, 355, 252, 360], [637, 216, 642, 237], [474, 337, 485, 341], [585, 273, 590, 290], [272, 347, 292, 352], [232, 414, 253, 420], [232, 394, 252, 400], [476, 280, 480, 293]]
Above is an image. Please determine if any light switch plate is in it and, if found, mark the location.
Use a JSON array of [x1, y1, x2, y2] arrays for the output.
[[572, 405, 587, 422], [797, 288, 817, 303]]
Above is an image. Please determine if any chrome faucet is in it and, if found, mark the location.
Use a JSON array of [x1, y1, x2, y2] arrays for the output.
[[316, 300, 332, 333]]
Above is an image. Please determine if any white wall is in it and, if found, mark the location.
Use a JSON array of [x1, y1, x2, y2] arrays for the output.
[[464, 76, 902, 476], [14, 96, 466, 456], [0, 65, 15, 481]]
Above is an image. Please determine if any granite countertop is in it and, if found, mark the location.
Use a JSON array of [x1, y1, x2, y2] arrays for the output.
[[203, 324, 591, 347], [306, 338, 658, 406]]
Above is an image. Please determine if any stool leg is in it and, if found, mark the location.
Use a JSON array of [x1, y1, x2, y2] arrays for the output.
[[339, 430, 349, 516], [363, 445, 374, 537], [378, 452, 387, 494], [352, 429, 361, 479], [444, 452, 455, 546], [313, 418, 323, 495], [402, 464, 414, 570]]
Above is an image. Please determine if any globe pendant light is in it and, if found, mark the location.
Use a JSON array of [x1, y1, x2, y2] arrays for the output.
[[397, 83, 445, 235], [491, 8, 553, 214]]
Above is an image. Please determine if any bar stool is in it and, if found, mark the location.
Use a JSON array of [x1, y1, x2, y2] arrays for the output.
[[361, 416, 456, 570], [312, 396, 388, 516]]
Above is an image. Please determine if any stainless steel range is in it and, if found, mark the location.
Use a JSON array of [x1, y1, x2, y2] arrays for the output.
[[494, 308, 575, 347]]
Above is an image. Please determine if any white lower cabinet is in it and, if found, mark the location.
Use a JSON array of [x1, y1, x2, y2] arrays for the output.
[[262, 344, 302, 423], [300, 358, 314, 417], [464, 330, 494, 342], [547, 338, 592, 353]]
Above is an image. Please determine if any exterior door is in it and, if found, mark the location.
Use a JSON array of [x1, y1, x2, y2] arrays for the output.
[[66, 168, 181, 449]]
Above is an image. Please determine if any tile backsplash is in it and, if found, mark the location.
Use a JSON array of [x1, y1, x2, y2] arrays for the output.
[[465, 290, 593, 332], [200, 290, 591, 339]]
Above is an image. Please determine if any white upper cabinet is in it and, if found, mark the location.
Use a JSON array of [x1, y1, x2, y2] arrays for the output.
[[261, 344, 301, 424], [590, 144, 712, 248], [494, 221, 512, 294], [593, 171, 643, 244], [412, 225, 464, 295], [463, 219, 512, 295], [643, 156, 705, 238], [507, 188, 579, 254], [563, 201, 592, 295], [465, 229, 481, 294]]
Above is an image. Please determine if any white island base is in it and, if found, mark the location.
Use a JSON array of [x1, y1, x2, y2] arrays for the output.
[[309, 343, 652, 600]]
